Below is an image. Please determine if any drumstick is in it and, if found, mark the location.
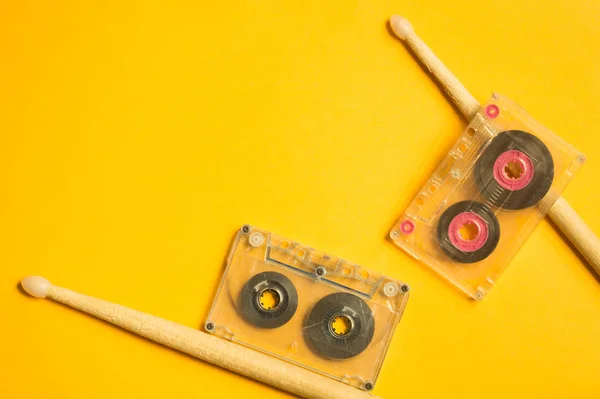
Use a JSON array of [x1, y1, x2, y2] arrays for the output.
[[20, 276, 381, 399], [389, 15, 600, 276]]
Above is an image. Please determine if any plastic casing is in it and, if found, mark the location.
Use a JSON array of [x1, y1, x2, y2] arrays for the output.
[[206, 226, 410, 390], [390, 93, 585, 300]]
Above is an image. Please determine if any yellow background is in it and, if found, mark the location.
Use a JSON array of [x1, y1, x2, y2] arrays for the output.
[[1, 1, 599, 398]]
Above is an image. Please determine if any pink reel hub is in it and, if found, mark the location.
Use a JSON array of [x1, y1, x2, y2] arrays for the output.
[[447, 212, 490, 253], [492, 150, 535, 191]]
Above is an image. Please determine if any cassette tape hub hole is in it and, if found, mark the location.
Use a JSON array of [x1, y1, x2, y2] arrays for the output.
[[458, 222, 480, 241], [474, 130, 554, 210], [504, 161, 523, 179], [257, 287, 282, 311], [438, 201, 500, 263], [239, 272, 298, 329], [329, 314, 354, 337], [305, 292, 375, 359]]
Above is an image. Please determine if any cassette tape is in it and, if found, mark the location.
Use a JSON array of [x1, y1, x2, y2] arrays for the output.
[[390, 93, 585, 300], [205, 225, 410, 391]]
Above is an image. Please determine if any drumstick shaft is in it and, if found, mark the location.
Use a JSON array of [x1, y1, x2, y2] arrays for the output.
[[548, 197, 600, 274], [404, 32, 480, 118], [390, 16, 600, 275], [30, 279, 380, 399]]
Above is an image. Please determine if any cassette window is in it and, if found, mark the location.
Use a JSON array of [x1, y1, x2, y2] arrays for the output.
[[390, 93, 585, 300], [206, 225, 410, 391]]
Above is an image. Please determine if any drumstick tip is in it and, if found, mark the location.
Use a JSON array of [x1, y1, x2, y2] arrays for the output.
[[390, 15, 413, 40], [21, 276, 51, 298]]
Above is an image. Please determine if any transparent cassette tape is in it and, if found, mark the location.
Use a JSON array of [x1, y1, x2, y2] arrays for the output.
[[205, 225, 410, 391], [390, 93, 585, 300]]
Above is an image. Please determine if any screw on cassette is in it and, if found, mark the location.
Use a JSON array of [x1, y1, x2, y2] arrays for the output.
[[474, 130, 554, 210], [239, 271, 298, 329], [437, 201, 500, 263], [304, 292, 375, 360]]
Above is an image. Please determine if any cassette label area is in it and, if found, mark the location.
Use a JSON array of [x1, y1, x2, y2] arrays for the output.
[[206, 225, 410, 390], [390, 94, 585, 300]]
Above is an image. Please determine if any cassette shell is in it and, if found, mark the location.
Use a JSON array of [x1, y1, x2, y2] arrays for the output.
[[390, 93, 584, 300], [206, 225, 410, 390]]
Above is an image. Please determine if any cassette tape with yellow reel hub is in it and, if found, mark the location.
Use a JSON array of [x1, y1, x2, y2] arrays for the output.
[[205, 225, 410, 391]]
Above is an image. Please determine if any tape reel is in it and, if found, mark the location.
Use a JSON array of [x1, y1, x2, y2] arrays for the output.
[[437, 200, 500, 263], [239, 271, 298, 329], [305, 293, 375, 359], [390, 94, 584, 300], [206, 226, 410, 391], [474, 130, 555, 210]]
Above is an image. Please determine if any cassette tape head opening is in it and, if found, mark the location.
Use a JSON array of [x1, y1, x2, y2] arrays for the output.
[[206, 225, 410, 390]]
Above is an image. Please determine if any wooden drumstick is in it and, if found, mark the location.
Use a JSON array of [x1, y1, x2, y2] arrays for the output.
[[389, 15, 600, 276], [20, 276, 382, 399]]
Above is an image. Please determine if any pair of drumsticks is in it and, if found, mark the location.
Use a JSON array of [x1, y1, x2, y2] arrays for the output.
[[20, 15, 600, 399]]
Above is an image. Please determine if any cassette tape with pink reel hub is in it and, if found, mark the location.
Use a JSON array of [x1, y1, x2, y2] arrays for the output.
[[390, 94, 584, 300]]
